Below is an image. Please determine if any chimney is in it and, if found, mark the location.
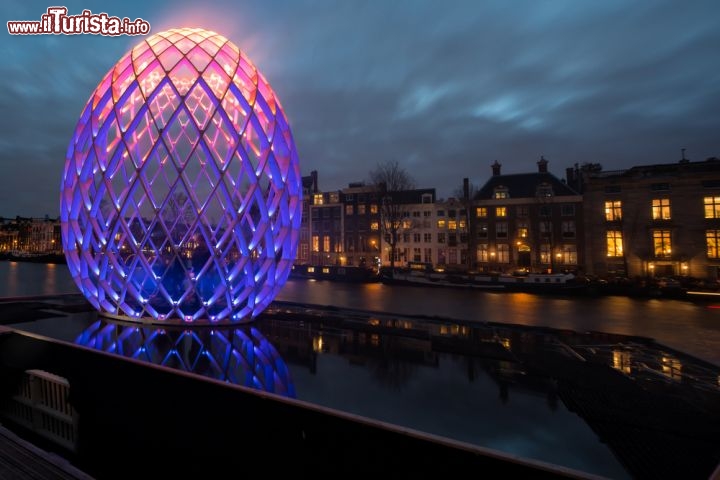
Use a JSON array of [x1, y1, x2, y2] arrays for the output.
[[310, 170, 318, 193], [537, 155, 548, 173], [463, 177, 469, 200], [679, 148, 689, 164], [491, 161, 501, 176], [566, 167, 575, 184]]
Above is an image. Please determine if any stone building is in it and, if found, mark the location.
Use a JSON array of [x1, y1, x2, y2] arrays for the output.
[[583, 158, 720, 280], [473, 158, 583, 273]]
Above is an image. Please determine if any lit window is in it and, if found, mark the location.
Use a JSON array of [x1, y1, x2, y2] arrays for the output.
[[561, 245, 577, 265], [313, 194, 324, 205], [437, 219, 446, 228], [477, 244, 489, 262], [370, 204, 378, 214], [493, 188, 508, 199], [605, 200, 622, 221], [459, 220, 466, 229], [653, 230, 672, 257], [476, 207, 487, 218], [707, 230, 720, 258], [323, 235, 330, 252], [496, 207, 507, 217], [497, 244, 510, 263], [358, 205, 366, 215], [704, 197, 720, 219], [448, 220, 457, 230], [402, 220, 412, 229], [606, 231, 624, 257], [517, 227, 528, 239], [540, 244, 551, 264], [370, 222, 379, 231], [652, 198, 671, 220], [345, 205, 353, 215], [312, 235, 319, 252]]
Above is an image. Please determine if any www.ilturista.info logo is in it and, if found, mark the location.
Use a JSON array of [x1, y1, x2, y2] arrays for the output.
[[7, 7, 150, 36]]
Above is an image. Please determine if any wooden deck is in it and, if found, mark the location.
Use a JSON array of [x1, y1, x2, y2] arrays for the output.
[[0, 424, 91, 480]]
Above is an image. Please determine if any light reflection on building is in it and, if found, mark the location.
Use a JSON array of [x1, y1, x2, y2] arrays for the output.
[[612, 350, 632, 374], [661, 356, 682, 381]]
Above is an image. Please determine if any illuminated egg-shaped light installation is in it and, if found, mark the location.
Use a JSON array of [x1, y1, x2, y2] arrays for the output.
[[61, 28, 301, 324]]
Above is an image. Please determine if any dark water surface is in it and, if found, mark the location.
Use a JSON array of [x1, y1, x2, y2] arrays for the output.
[[1, 261, 719, 366], [3, 262, 720, 479]]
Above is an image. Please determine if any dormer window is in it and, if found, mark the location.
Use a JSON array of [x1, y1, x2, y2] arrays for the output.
[[493, 186, 509, 199], [536, 183, 553, 198]]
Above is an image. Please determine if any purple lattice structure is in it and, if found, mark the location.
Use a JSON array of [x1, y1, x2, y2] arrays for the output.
[[61, 28, 301, 324]]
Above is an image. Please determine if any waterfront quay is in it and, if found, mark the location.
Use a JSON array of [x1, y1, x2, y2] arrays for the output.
[[0, 293, 719, 478]]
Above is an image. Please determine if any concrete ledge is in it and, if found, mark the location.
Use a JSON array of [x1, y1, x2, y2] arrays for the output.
[[0, 329, 598, 479]]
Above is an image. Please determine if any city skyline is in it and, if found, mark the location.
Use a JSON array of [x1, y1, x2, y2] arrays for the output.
[[2, 0, 719, 216]]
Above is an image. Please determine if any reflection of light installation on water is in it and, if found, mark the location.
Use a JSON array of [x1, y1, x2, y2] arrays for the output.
[[76, 319, 295, 397], [61, 28, 301, 324]]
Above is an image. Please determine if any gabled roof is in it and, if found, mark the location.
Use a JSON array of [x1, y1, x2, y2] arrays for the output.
[[476, 172, 579, 200]]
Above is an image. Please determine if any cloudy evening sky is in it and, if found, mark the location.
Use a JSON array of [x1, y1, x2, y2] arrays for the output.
[[1, 0, 718, 216]]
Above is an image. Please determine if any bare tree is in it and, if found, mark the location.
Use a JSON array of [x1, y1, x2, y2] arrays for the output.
[[369, 160, 415, 274], [453, 178, 479, 271]]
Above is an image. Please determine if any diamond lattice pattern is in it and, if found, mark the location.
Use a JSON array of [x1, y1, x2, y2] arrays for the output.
[[76, 320, 295, 396], [61, 28, 301, 323]]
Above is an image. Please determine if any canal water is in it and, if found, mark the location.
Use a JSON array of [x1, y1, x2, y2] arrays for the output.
[[2, 261, 720, 478], [4, 261, 717, 365]]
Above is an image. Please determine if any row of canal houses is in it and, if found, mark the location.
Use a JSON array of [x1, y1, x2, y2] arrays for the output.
[[299, 156, 720, 281]]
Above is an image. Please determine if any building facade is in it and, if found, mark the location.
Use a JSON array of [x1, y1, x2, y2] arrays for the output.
[[297, 170, 319, 265], [341, 183, 381, 267], [473, 158, 584, 274], [309, 190, 344, 266], [583, 159, 720, 280], [381, 189, 436, 267]]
